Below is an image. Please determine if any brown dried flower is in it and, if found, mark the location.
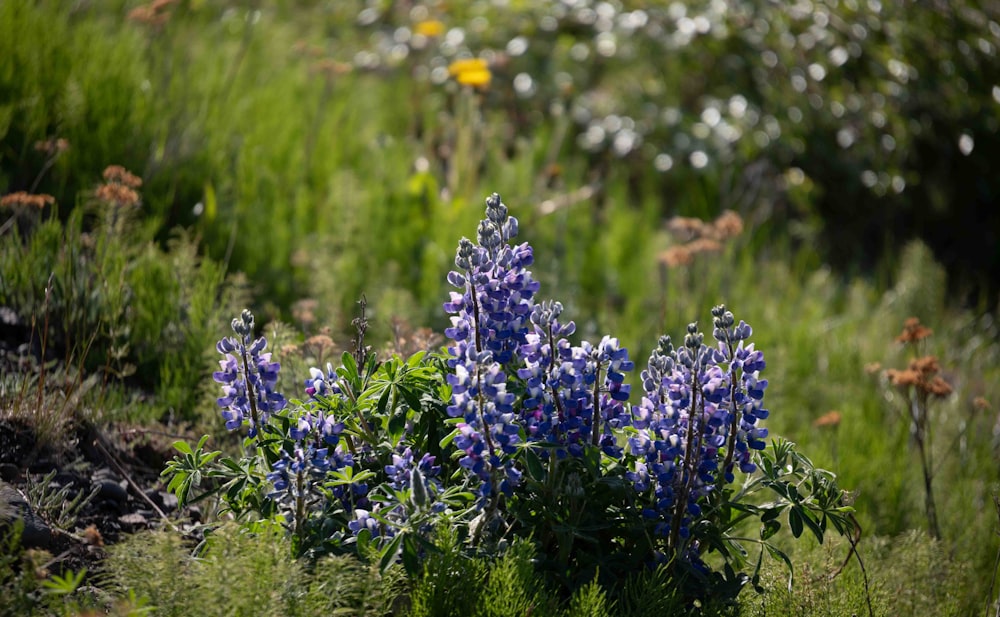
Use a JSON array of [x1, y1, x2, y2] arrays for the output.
[[813, 410, 842, 428], [82, 524, 104, 547], [685, 238, 723, 255], [33, 137, 69, 156], [127, 0, 176, 27], [386, 317, 444, 357], [658, 245, 693, 268], [896, 317, 933, 343], [885, 368, 920, 387], [925, 376, 953, 397], [102, 165, 143, 188], [311, 59, 354, 78], [666, 215, 707, 242], [292, 298, 319, 328], [303, 334, 336, 359], [0, 191, 55, 210], [886, 354, 952, 398], [96, 183, 141, 207], [710, 209, 744, 240]]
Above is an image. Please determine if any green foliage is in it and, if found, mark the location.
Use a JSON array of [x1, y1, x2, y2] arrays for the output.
[[405, 528, 487, 617], [161, 435, 221, 507], [106, 522, 401, 617], [478, 540, 555, 617], [25, 469, 99, 531], [0, 524, 98, 617], [0, 524, 38, 617], [0, 1, 152, 203], [742, 531, 973, 617], [0, 185, 246, 425]]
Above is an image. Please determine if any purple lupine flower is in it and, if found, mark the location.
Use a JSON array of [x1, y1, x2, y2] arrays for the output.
[[384, 447, 444, 513], [349, 508, 385, 538], [443, 194, 540, 499], [443, 193, 640, 501], [627, 307, 770, 566], [517, 302, 635, 459], [213, 310, 287, 437], [316, 410, 345, 447], [305, 362, 343, 398]]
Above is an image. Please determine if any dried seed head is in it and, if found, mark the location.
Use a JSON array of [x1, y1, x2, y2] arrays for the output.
[[0, 191, 54, 210], [102, 165, 142, 188], [896, 317, 933, 343], [659, 245, 693, 268], [813, 410, 842, 428]]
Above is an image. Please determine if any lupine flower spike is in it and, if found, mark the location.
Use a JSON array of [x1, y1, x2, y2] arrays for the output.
[[213, 309, 287, 437]]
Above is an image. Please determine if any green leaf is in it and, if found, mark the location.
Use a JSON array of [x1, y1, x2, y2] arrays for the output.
[[388, 410, 407, 443], [788, 506, 804, 538], [379, 533, 404, 573], [172, 440, 193, 456], [43, 568, 86, 595], [399, 386, 424, 411], [342, 351, 358, 377], [760, 519, 781, 541], [524, 448, 546, 482], [765, 543, 795, 592], [377, 385, 392, 416], [356, 528, 372, 557], [760, 505, 784, 522], [800, 507, 826, 544], [440, 427, 461, 449]]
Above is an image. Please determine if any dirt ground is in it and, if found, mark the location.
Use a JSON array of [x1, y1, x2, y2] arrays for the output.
[[0, 416, 192, 585]]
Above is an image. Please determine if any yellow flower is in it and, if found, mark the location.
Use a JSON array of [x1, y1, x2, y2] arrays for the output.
[[448, 58, 488, 77], [448, 58, 491, 88], [414, 19, 445, 38], [456, 68, 491, 87]]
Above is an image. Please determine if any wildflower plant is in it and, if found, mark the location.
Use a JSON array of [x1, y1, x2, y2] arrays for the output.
[[879, 317, 954, 540], [166, 192, 856, 603]]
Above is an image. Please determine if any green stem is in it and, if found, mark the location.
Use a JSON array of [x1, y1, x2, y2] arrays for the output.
[[295, 467, 306, 543], [591, 362, 605, 447], [719, 337, 740, 491], [239, 344, 261, 438], [670, 365, 702, 557]]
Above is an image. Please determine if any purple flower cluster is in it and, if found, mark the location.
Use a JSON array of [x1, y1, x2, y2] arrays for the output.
[[266, 409, 356, 505], [304, 362, 342, 397], [517, 301, 634, 458], [347, 447, 445, 540], [443, 193, 540, 498], [442, 194, 639, 500], [213, 310, 287, 437], [627, 306, 769, 546]]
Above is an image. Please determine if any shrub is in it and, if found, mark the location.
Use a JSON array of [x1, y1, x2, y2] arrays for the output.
[[166, 193, 856, 608]]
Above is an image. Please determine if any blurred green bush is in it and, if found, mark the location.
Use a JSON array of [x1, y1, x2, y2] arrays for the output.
[[3, 0, 997, 328]]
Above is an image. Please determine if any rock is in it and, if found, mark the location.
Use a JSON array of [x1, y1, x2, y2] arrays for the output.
[[0, 463, 19, 482], [93, 479, 128, 503], [117, 512, 148, 530], [159, 491, 178, 511], [0, 481, 52, 548]]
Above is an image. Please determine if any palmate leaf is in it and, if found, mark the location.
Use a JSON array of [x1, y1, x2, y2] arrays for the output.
[[160, 435, 221, 506]]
